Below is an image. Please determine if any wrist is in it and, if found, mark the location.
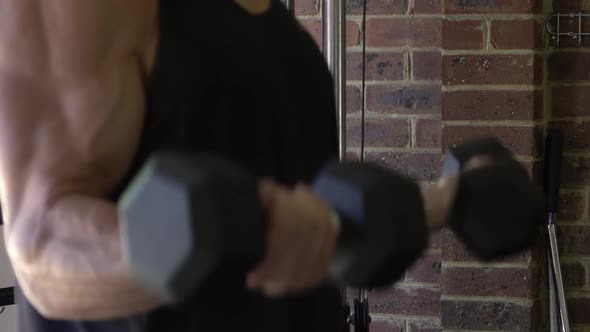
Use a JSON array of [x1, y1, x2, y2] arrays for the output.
[[328, 207, 342, 236], [421, 176, 459, 230]]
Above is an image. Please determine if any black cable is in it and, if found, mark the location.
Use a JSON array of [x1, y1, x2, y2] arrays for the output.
[[354, 5, 370, 332], [360, 0, 368, 164]]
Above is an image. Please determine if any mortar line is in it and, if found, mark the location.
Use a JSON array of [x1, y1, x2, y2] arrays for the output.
[[346, 147, 442, 153], [406, 50, 413, 81], [442, 85, 543, 91], [347, 114, 441, 120], [550, 82, 590, 87], [348, 46, 442, 52], [411, 118, 417, 148], [443, 49, 541, 55], [406, 0, 414, 16], [442, 120, 541, 126], [442, 261, 533, 269], [348, 80, 443, 85], [484, 18, 491, 51], [370, 313, 441, 321], [441, 295, 534, 306]]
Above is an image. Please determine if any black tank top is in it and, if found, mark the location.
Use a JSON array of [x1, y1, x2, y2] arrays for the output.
[[16, 1, 343, 331]]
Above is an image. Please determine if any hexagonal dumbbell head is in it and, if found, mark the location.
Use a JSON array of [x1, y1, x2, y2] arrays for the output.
[[442, 137, 511, 177], [312, 161, 429, 289], [442, 138, 544, 260], [119, 151, 266, 304]]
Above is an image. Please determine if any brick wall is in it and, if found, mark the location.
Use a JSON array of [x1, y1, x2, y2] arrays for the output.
[[296, 0, 549, 331], [441, 0, 544, 331], [298, 0, 444, 330], [548, 0, 590, 330]]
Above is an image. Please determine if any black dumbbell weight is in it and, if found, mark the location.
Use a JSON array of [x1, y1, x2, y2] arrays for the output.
[[119, 151, 429, 304]]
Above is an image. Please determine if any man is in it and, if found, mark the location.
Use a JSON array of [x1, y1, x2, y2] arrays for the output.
[[0, 0, 450, 331]]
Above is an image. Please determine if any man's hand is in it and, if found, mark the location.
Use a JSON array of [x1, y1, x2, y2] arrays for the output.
[[246, 179, 340, 298], [421, 155, 494, 230]]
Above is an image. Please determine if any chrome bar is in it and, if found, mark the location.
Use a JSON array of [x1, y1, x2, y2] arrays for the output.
[[323, 0, 348, 308], [281, 0, 294, 11], [323, 0, 347, 162], [549, 252, 559, 332], [548, 218, 570, 332]]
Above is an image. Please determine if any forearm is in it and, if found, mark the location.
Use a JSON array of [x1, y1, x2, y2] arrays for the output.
[[420, 176, 458, 231], [7, 195, 161, 320]]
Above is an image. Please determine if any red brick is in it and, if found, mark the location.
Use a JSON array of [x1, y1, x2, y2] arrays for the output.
[[366, 85, 441, 114], [370, 319, 404, 332], [552, 86, 590, 118], [429, 229, 442, 249], [441, 300, 535, 330], [561, 156, 590, 186], [491, 19, 541, 49], [549, 52, 590, 82], [366, 19, 406, 47], [295, 0, 318, 15], [300, 19, 361, 48], [568, 297, 590, 324], [529, 230, 545, 263], [416, 119, 442, 148], [557, 225, 590, 255], [443, 90, 543, 121], [346, 0, 408, 15], [442, 229, 531, 263], [550, 121, 590, 152], [347, 85, 361, 114], [370, 287, 441, 316], [408, 320, 441, 332], [347, 52, 405, 81], [299, 19, 322, 47], [527, 160, 543, 185], [413, 51, 442, 81], [413, 0, 442, 13], [561, 261, 586, 289], [346, 20, 361, 47], [346, 150, 360, 162], [558, 192, 586, 221], [406, 252, 442, 284], [442, 20, 484, 50], [408, 19, 442, 48], [555, 0, 590, 12], [444, 0, 539, 14], [444, 54, 542, 85], [442, 125, 540, 156], [347, 118, 410, 148], [366, 18, 441, 48], [366, 152, 442, 181], [443, 266, 535, 297]]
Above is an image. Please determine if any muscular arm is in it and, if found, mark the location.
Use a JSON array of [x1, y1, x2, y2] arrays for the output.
[[0, 0, 161, 319]]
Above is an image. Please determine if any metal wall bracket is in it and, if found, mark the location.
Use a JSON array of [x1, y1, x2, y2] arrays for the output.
[[546, 12, 590, 46]]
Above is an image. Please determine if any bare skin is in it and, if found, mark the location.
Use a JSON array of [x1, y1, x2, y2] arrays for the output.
[[235, 0, 272, 14], [0, 0, 454, 321], [0, 0, 160, 319], [249, 176, 458, 298]]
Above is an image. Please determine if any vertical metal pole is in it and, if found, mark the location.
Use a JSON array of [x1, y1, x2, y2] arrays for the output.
[[549, 251, 559, 332], [549, 219, 571, 332], [281, 0, 295, 11], [323, 0, 349, 327], [545, 129, 570, 332], [323, 0, 347, 162]]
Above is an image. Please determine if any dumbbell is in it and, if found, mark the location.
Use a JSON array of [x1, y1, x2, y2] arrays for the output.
[[119, 151, 428, 304], [443, 137, 545, 260]]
